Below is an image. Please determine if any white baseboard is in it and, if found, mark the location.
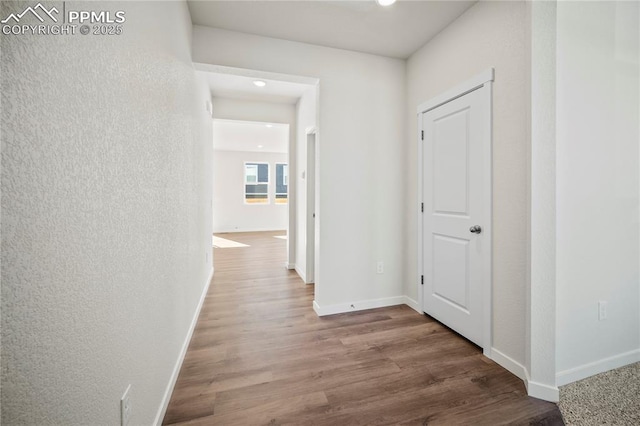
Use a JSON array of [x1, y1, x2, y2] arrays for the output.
[[556, 348, 640, 386], [213, 228, 286, 234], [489, 348, 559, 402], [313, 296, 406, 316], [294, 266, 307, 283], [153, 267, 214, 426], [313, 300, 322, 316], [403, 296, 421, 313], [490, 348, 527, 381], [285, 262, 295, 270], [526, 377, 559, 402], [294, 266, 313, 284]]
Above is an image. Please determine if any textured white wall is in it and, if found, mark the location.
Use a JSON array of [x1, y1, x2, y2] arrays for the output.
[[556, 0, 640, 382], [213, 150, 288, 233], [193, 27, 406, 308], [406, 1, 529, 364], [1, 1, 213, 424]]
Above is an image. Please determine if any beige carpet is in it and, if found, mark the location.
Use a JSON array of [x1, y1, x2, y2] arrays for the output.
[[559, 362, 640, 425], [212, 236, 249, 248]]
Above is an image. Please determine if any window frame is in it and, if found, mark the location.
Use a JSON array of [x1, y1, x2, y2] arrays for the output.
[[243, 161, 270, 205]]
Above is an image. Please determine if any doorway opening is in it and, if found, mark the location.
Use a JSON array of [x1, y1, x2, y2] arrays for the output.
[[196, 63, 320, 305], [212, 119, 290, 236]]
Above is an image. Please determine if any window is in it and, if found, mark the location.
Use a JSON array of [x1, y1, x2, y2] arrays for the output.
[[245, 164, 258, 183], [244, 162, 269, 204], [275, 163, 288, 204]]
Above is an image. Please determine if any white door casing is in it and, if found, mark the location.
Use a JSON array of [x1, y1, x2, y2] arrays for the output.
[[418, 69, 493, 353], [305, 129, 316, 284]]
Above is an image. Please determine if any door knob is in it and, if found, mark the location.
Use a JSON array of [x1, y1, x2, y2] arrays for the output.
[[470, 225, 482, 234]]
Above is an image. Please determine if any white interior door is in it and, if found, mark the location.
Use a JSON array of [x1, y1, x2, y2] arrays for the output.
[[421, 85, 490, 348]]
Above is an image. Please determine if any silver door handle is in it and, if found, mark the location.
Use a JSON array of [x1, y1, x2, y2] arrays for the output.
[[470, 225, 482, 234]]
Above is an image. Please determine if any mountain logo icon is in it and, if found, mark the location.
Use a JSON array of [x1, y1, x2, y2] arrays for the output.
[[1, 3, 59, 24]]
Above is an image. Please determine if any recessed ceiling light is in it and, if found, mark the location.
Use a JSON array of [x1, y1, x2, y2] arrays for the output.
[[266, 124, 273, 128], [376, 0, 396, 6], [253, 80, 266, 87], [258, 145, 264, 148]]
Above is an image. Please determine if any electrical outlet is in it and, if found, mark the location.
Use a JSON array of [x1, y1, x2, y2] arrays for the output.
[[121, 385, 131, 426], [376, 261, 384, 274], [598, 301, 607, 321]]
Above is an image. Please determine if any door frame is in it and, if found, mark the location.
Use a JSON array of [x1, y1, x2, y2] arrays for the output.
[[194, 62, 320, 275], [305, 127, 318, 284], [417, 68, 494, 357]]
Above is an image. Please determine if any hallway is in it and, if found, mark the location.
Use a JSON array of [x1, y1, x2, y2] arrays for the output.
[[163, 232, 563, 425]]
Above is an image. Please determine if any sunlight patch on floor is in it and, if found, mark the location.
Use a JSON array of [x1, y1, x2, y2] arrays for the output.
[[213, 236, 249, 248]]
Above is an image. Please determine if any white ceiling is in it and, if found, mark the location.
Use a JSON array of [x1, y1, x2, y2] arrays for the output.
[[200, 71, 312, 104], [213, 119, 289, 153], [187, 0, 477, 59]]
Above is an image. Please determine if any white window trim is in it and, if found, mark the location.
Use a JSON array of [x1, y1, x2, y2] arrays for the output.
[[244, 161, 270, 204]]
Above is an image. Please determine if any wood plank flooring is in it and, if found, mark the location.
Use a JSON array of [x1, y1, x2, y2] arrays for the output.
[[163, 231, 564, 425]]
